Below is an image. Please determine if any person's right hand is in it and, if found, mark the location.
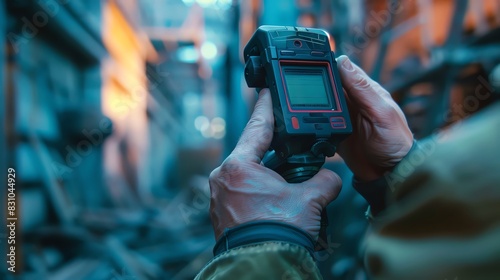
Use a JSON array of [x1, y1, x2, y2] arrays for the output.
[[336, 56, 414, 182], [208, 89, 342, 242]]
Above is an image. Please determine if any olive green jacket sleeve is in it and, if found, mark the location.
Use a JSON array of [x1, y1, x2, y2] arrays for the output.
[[195, 242, 322, 280], [364, 102, 500, 280]]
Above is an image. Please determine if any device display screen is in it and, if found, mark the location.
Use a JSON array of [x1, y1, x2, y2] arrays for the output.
[[283, 67, 332, 108]]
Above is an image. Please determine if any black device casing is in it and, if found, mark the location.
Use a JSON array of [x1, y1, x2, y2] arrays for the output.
[[244, 26, 352, 158]]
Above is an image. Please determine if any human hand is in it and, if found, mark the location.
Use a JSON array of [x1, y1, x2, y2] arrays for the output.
[[336, 56, 414, 182], [209, 89, 342, 241]]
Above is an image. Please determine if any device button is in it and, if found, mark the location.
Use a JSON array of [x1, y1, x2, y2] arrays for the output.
[[291, 117, 300, 129], [280, 50, 296, 56], [303, 117, 329, 123], [330, 117, 346, 129], [311, 51, 326, 57]]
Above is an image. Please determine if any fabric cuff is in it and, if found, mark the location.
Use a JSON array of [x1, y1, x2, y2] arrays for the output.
[[213, 221, 316, 259]]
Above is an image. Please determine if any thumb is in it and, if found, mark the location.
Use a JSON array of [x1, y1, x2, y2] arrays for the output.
[[336, 55, 392, 111], [302, 169, 342, 208], [232, 88, 274, 163]]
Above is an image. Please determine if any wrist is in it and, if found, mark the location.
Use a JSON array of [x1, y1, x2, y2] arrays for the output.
[[353, 139, 419, 215], [355, 139, 416, 182], [354, 166, 391, 182]]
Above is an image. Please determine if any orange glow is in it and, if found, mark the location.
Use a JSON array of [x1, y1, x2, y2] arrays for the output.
[[464, 0, 500, 34], [361, 0, 499, 83], [427, 0, 453, 46], [327, 32, 336, 52], [101, 0, 150, 191], [239, 0, 261, 62], [102, 1, 148, 123]]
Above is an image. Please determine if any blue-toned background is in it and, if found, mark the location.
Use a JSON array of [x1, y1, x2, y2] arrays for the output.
[[1, 0, 499, 279]]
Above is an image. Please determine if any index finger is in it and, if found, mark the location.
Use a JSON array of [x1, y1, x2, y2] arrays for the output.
[[232, 89, 274, 163]]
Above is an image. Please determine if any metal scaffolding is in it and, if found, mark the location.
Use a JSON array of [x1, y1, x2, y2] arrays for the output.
[[333, 0, 500, 138]]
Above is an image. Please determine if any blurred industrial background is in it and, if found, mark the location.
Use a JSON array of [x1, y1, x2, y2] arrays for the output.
[[1, 0, 499, 279]]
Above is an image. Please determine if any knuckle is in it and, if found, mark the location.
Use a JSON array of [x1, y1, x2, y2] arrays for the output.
[[216, 155, 245, 184], [331, 172, 342, 185], [324, 171, 341, 187], [352, 73, 371, 90], [208, 168, 222, 195], [208, 167, 221, 185], [383, 103, 405, 121], [328, 172, 342, 190], [220, 155, 242, 171], [374, 83, 392, 99], [316, 172, 342, 203], [324, 171, 338, 182], [374, 99, 394, 115]]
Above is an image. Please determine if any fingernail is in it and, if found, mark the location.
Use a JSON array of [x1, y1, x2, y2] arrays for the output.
[[341, 57, 355, 72]]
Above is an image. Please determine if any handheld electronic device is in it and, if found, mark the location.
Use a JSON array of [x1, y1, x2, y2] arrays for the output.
[[244, 26, 352, 249], [244, 25, 352, 183]]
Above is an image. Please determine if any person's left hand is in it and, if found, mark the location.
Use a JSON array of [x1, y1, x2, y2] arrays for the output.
[[335, 56, 414, 182], [209, 89, 343, 241]]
